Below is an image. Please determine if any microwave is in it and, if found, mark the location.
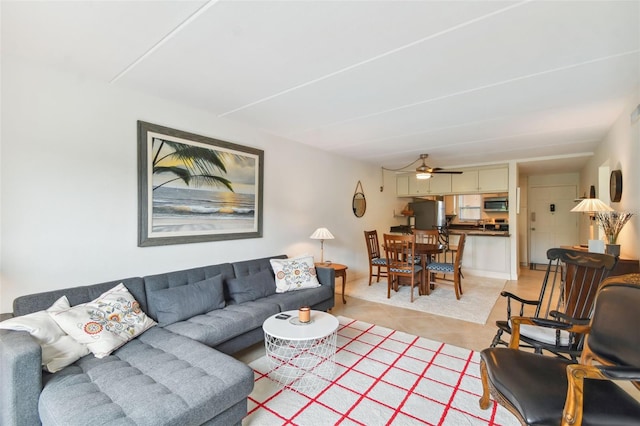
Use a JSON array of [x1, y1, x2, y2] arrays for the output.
[[484, 197, 508, 211]]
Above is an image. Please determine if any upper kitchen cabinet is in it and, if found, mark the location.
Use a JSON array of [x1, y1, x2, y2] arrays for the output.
[[451, 166, 509, 193], [478, 167, 508, 192], [397, 165, 508, 196], [428, 174, 452, 194], [451, 170, 478, 193], [398, 173, 452, 196], [396, 174, 410, 196]]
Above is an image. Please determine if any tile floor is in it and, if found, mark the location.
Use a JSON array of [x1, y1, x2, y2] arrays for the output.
[[235, 267, 545, 364]]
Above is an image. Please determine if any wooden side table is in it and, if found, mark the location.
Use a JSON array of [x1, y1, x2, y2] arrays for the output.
[[315, 262, 348, 304]]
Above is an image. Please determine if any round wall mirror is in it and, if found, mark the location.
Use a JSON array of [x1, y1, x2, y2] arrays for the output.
[[352, 192, 366, 217]]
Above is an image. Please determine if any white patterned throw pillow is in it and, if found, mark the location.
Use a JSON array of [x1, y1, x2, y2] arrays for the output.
[[48, 283, 156, 358], [270, 255, 321, 293], [0, 296, 90, 372]]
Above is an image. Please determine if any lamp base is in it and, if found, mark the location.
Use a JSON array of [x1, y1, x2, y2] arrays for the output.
[[587, 239, 605, 254]]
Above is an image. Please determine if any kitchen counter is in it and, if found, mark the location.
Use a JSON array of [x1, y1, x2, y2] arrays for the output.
[[448, 232, 511, 279], [449, 229, 510, 237]]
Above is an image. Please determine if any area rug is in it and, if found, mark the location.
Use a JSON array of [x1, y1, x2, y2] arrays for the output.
[[244, 316, 518, 425], [344, 275, 506, 325]]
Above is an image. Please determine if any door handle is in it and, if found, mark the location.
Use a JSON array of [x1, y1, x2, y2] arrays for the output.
[[531, 228, 536, 231]]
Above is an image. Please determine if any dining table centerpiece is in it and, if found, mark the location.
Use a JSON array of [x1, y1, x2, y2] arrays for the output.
[[595, 210, 634, 256]]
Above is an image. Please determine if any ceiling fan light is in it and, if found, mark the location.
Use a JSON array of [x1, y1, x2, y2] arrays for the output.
[[416, 171, 432, 180]]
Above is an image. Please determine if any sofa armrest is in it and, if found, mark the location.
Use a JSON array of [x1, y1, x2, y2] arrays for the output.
[[315, 266, 335, 292], [0, 329, 42, 426]]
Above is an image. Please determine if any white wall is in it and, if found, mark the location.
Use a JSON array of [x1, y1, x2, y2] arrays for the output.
[[0, 57, 398, 312], [578, 91, 640, 259]]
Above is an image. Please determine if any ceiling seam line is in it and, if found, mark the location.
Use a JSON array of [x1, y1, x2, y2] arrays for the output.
[[329, 121, 610, 151], [217, 0, 533, 117], [109, 0, 220, 84], [289, 48, 640, 137]]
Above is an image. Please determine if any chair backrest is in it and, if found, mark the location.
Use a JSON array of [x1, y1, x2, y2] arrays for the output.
[[413, 229, 439, 244], [454, 234, 466, 272], [536, 248, 617, 320], [582, 274, 640, 376], [383, 233, 416, 271], [364, 230, 383, 261]]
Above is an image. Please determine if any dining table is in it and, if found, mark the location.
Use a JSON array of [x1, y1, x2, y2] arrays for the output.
[[384, 241, 445, 296]]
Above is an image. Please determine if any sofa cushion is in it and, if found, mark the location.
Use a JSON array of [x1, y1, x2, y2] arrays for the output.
[[263, 284, 334, 312], [226, 269, 276, 304], [143, 264, 235, 321], [164, 301, 280, 347], [148, 276, 226, 327], [0, 296, 90, 373], [12, 277, 148, 318], [270, 255, 321, 293], [38, 326, 254, 426], [49, 284, 156, 358]]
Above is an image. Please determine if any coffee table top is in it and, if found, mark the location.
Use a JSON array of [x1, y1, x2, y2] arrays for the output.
[[263, 310, 339, 341]]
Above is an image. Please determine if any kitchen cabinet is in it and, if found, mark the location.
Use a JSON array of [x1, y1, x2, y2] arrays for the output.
[[397, 165, 508, 196], [428, 174, 452, 194], [478, 167, 508, 192], [397, 173, 452, 196], [444, 195, 456, 215], [451, 167, 508, 193], [451, 170, 478, 193], [408, 176, 429, 195], [396, 175, 410, 196]]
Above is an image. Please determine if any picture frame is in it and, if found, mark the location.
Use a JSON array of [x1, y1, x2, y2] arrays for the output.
[[137, 121, 263, 246]]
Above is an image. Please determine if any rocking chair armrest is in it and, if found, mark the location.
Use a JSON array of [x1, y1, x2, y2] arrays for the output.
[[499, 291, 540, 306], [563, 364, 640, 426], [549, 311, 590, 325], [508, 316, 591, 349]]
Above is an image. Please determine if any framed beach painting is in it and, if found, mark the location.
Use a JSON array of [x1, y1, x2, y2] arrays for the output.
[[137, 121, 263, 246]]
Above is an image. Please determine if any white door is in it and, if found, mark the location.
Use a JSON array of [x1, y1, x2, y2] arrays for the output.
[[529, 185, 578, 264]]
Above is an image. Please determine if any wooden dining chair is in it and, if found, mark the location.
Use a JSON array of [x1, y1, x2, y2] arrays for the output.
[[412, 229, 439, 244], [364, 230, 388, 285], [425, 233, 466, 299], [383, 233, 423, 302]]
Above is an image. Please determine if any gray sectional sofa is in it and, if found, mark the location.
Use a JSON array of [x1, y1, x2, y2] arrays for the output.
[[0, 254, 335, 426]]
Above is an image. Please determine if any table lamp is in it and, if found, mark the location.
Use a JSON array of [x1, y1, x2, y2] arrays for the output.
[[570, 196, 613, 248], [310, 227, 334, 263]]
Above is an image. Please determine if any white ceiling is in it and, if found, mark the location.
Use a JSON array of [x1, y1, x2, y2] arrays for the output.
[[3, 0, 639, 174]]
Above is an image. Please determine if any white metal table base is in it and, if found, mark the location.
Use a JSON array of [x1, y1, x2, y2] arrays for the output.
[[264, 331, 337, 393]]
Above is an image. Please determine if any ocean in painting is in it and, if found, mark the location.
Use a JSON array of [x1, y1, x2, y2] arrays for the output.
[[151, 186, 256, 233]]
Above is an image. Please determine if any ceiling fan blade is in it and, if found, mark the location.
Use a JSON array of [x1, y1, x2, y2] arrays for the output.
[[432, 170, 463, 174]]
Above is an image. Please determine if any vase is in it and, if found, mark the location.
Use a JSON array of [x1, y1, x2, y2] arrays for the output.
[[605, 244, 620, 257]]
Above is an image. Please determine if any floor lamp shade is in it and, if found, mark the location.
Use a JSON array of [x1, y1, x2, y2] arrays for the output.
[[310, 228, 334, 263]]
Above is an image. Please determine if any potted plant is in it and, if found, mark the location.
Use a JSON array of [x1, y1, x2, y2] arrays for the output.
[[595, 210, 634, 256]]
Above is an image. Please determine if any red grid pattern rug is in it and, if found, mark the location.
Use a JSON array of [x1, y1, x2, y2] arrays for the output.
[[244, 316, 518, 425]]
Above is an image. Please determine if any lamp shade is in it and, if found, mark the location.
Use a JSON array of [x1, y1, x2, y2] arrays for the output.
[[570, 198, 613, 213], [310, 228, 334, 240], [416, 172, 432, 180]]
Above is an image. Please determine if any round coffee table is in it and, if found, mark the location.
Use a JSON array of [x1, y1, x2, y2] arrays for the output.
[[262, 310, 339, 393]]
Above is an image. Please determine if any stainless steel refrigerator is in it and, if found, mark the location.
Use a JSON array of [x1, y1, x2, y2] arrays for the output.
[[409, 200, 445, 230]]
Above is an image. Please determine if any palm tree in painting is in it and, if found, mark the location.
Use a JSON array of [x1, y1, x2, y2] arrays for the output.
[[151, 138, 234, 192]]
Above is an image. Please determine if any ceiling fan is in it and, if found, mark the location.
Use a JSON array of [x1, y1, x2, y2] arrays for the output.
[[380, 153, 462, 191], [414, 154, 463, 180]]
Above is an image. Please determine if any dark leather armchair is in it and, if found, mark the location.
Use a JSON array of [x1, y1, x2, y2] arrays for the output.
[[479, 273, 640, 426]]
